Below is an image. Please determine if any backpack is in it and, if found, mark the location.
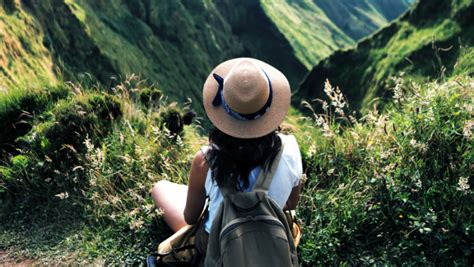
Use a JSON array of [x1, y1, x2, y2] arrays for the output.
[[204, 143, 299, 267]]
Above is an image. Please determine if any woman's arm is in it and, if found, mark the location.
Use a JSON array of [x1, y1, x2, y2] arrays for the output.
[[284, 180, 303, 211], [183, 150, 209, 224]]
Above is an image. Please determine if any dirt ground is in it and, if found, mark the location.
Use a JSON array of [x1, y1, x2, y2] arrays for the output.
[[0, 250, 34, 267]]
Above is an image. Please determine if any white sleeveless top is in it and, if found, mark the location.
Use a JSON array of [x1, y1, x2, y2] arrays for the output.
[[203, 134, 303, 233]]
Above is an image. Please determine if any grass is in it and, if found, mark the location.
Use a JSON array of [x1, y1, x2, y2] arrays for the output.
[[0, 63, 472, 265], [294, 74, 473, 265], [0, 75, 206, 264], [0, 3, 57, 90]]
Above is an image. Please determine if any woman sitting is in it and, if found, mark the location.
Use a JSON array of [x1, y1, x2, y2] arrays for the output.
[[151, 58, 303, 259]]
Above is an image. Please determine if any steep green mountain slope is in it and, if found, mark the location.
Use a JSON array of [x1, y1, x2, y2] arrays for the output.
[[15, 0, 243, 109], [315, 0, 414, 40], [260, 0, 354, 69], [208, 0, 309, 89], [260, 0, 414, 68], [298, 0, 474, 113], [0, 0, 412, 112], [0, 1, 57, 90]]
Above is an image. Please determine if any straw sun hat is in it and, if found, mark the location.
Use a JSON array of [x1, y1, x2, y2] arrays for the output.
[[203, 58, 291, 139]]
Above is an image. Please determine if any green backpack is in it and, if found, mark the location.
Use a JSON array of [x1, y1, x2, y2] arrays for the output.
[[204, 143, 299, 267]]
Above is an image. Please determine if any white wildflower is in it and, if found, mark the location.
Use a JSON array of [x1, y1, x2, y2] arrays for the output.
[[322, 123, 333, 137], [415, 179, 422, 189], [324, 79, 347, 116], [383, 163, 396, 173], [457, 176, 470, 192], [392, 73, 405, 102], [110, 196, 121, 205], [84, 136, 94, 153], [314, 115, 325, 127], [155, 208, 165, 216], [144, 204, 155, 213], [327, 168, 335, 176], [176, 134, 184, 146], [349, 115, 358, 125], [409, 139, 428, 153], [419, 144, 428, 154], [324, 79, 334, 97], [130, 219, 144, 230], [91, 192, 100, 200], [307, 144, 317, 158], [322, 101, 329, 111], [129, 208, 140, 217], [95, 148, 104, 164], [55, 192, 69, 199], [120, 155, 131, 163], [380, 150, 391, 160], [463, 121, 473, 140], [463, 103, 473, 113]]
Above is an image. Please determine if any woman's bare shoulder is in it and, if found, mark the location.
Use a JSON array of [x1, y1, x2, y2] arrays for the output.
[[191, 149, 209, 176]]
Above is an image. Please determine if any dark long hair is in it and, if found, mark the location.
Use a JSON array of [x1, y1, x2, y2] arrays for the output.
[[205, 127, 282, 191]]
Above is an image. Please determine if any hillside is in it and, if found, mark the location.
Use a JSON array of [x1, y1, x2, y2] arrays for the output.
[[0, 0, 57, 90], [0, 52, 472, 265], [259, 0, 354, 69], [315, 0, 414, 40], [298, 0, 474, 113], [0, 0, 411, 112]]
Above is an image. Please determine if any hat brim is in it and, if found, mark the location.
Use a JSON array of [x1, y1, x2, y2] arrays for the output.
[[203, 58, 291, 139]]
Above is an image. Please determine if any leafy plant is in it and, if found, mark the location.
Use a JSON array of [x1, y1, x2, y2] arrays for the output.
[[295, 74, 473, 265]]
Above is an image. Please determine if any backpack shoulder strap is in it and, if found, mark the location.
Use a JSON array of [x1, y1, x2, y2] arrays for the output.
[[253, 139, 285, 193], [219, 136, 285, 196], [219, 186, 233, 197]]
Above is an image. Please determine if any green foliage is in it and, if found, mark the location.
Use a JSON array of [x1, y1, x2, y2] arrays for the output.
[[139, 87, 162, 109], [0, 85, 70, 159], [295, 75, 473, 265], [0, 89, 122, 206], [298, 0, 474, 113], [3, 71, 471, 265], [0, 76, 206, 264]]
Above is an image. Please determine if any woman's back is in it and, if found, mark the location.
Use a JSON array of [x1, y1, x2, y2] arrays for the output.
[[203, 134, 302, 233]]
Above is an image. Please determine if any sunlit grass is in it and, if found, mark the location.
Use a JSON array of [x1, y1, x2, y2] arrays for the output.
[[0, 4, 57, 90], [261, 0, 353, 68], [0, 75, 202, 264], [295, 74, 473, 265]]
